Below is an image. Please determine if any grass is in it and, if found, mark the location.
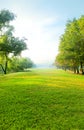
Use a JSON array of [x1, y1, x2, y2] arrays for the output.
[[0, 69, 84, 130]]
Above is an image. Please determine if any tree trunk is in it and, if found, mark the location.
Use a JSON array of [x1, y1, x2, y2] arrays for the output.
[[4, 54, 8, 74], [4, 60, 8, 74], [76, 67, 79, 74], [0, 64, 5, 73], [0, 54, 8, 74], [80, 62, 84, 75], [73, 67, 76, 73], [0, 62, 8, 74]]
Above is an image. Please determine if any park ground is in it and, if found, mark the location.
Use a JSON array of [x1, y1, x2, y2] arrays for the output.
[[0, 69, 84, 130]]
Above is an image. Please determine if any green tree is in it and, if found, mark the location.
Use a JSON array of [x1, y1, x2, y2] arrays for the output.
[[0, 9, 27, 74], [55, 16, 84, 74], [8, 57, 34, 72], [0, 35, 27, 74], [0, 9, 15, 29]]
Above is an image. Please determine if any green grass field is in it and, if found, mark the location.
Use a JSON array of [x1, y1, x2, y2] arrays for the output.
[[0, 69, 84, 130]]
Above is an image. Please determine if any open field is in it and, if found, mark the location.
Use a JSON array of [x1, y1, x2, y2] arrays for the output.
[[0, 69, 84, 130]]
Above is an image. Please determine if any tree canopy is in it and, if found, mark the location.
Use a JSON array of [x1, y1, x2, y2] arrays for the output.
[[55, 16, 84, 74], [0, 9, 27, 74]]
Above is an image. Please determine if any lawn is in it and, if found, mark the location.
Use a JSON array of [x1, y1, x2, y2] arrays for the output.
[[0, 69, 84, 130]]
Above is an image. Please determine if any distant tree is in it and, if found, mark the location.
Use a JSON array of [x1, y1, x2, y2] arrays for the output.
[[8, 57, 34, 72]]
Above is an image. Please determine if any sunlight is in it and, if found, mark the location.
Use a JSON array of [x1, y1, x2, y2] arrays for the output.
[[11, 15, 59, 64]]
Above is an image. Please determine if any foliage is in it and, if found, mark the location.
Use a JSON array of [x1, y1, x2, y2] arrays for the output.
[[0, 9, 27, 74], [0, 9, 15, 29], [55, 16, 84, 74], [8, 57, 34, 72]]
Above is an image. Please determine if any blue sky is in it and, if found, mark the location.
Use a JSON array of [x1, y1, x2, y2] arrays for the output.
[[0, 0, 84, 65]]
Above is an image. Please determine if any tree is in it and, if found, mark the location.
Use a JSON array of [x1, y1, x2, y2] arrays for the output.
[[0, 35, 27, 74], [0, 9, 27, 74], [55, 16, 84, 74], [0, 9, 15, 29], [8, 57, 34, 72]]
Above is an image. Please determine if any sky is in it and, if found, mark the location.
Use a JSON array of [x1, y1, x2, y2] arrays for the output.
[[0, 0, 84, 66]]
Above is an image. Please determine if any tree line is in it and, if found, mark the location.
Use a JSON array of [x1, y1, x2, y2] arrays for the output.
[[55, 16, 84, 74], [0, 9, 34, 74]]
